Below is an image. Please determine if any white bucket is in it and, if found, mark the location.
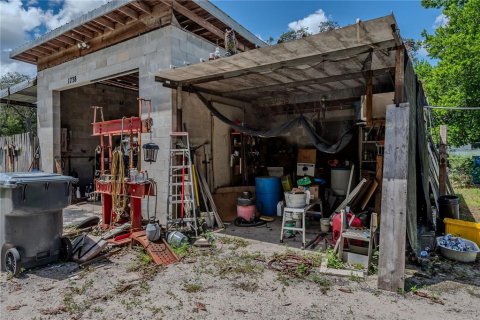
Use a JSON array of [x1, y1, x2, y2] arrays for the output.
[[284, 192, 307, 208], [320, 218, 330, 232]]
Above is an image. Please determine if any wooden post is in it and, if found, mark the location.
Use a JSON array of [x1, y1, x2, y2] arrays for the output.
[[439, 125, 447, 196], [366, 70, 373, 126], [394, 48, 405, 105], [378, 103, 409, 292]]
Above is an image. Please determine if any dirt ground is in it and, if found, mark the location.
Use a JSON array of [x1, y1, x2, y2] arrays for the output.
[[1, 234, 479, 320]]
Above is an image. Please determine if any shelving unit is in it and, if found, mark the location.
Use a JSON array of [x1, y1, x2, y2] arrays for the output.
[[358, 123, 385, 180]]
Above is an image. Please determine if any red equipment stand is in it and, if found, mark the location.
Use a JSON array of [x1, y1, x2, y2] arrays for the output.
[[92, 99, 153, 244]]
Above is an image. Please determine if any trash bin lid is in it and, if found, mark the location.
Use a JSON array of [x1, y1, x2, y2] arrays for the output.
[[0, 172, 78, 188]]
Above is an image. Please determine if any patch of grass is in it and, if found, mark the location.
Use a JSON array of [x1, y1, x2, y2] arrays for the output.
[[69, 279, 94, 295], [456, 187, 480, 222], [349, 273, 364, 282], [121, 297, 142, 311], [217, 236, 248, 250], [368, 250, 379, 275], [295, 263, 309, 277], [309, 274, 331, 294], [466, 287, 480, 298], [209, 252, 264, 278], [326, 249, 344, 269], [276, 273, 290, 287], [182, 282, 203, 293], [92, 306, 103, 313]]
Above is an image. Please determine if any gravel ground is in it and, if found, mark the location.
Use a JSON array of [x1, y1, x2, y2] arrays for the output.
[[1, 235, 479, 320]]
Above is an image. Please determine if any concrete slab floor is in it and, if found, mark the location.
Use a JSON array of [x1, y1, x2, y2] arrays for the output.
[[220, 217, 329, 251]]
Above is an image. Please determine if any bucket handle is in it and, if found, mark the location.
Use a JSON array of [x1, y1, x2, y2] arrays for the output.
[[21, 184, 27, 201], [64, 182, 71, 196]]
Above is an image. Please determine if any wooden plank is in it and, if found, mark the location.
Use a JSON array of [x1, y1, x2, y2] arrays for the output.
[[118, 6, 140, 20], [378, 103, 409, 292], [394, 48, 405, 105], [222, 67, 392, 97], [366, 70, 373, 126], [439, 125, 447, 196], [94, 17, 116, 30], [130, 0, 152, 14]]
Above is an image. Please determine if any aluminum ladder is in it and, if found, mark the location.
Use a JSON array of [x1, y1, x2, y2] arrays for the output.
[[167, 132, 198, 235]]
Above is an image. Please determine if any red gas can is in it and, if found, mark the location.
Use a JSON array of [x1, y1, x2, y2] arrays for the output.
[[332, 212, 363, 245]]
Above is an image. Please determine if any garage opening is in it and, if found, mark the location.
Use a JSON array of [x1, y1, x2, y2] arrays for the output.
[[60, 71, 139, 195]]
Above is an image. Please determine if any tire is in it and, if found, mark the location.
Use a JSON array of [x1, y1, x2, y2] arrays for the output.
[[4, 248, 21, 276], [59, 237, 73, 261]]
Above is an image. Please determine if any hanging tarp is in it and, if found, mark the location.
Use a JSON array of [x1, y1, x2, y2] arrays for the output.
[[195, 91, 354, 154]]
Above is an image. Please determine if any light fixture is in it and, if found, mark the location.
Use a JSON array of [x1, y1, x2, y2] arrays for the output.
[[77, 42, 89, 49], [143, 143, 159, 163]]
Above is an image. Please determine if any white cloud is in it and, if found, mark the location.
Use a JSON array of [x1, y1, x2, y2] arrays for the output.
[[433, 13, 449, 29], [287, 9, 330, 34], [0, 0, 107, 78]]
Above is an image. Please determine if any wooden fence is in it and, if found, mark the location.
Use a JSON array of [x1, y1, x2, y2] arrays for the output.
[[0, 132, 39, 172]]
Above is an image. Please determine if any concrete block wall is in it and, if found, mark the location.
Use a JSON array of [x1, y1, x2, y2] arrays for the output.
[[37, 25, 224, 224], [60, 83, 138, 190]]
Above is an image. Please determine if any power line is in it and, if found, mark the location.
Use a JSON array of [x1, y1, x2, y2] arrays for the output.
[[424, 105, 480, 110]]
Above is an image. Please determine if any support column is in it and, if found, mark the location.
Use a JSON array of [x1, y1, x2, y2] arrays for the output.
[[378, 103, 410, 292]]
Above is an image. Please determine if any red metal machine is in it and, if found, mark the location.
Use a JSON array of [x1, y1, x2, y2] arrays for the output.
[[92, 98, 155, 240]]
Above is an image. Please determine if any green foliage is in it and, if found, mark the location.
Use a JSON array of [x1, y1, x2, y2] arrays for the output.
[[326, 249, 344, 269], [318, 21, 340, 32], [449, 155, 476, 187], [277, 27, 311, 43], [0, 72, 36, 137], [418, 0, 480, 146]]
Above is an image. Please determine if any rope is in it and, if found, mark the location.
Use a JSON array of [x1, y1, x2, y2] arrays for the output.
[[111, 148, 126, 225]]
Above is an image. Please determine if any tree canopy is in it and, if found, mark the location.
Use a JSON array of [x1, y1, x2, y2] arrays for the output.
[[0, 72, 36, 136], [418, 0, 480, 146]]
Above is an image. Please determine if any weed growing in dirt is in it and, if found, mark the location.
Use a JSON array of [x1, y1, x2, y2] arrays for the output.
[[466, 288, 480, 298], [121, 297, 142, 310], [172, 242, 192, 258], [309, 274, 331, 294], [207, 252, 265, 278], [349, 274, 364, 282], [217, 236, 248, 250], [233, 281, 259, 292], [326, 249, 344, 269], [183, 282, 203, 293]]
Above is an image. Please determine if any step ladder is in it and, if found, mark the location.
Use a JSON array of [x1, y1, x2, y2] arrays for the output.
[[167, 132, 198, 236]]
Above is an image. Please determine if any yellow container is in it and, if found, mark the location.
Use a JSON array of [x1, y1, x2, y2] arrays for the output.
[[444, 218, 480, 245]]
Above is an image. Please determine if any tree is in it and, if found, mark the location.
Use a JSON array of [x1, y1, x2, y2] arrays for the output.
[[318, 21, 340, 32], [418, 0, 480, 146], [0, 72, 36, 136], [277, 27, 311, 43]]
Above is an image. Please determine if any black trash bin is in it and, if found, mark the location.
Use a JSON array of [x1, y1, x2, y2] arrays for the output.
[[437, 195, 460, 233]]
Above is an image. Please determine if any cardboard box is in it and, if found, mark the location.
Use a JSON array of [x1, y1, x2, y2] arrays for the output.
[[298, 149, 317, 164], [308, 185, 320, 199], [297, 163, 315, 176]]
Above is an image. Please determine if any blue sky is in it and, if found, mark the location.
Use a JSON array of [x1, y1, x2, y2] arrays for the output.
[[0, 0, 445, 77], [212, 0, 442, 42]]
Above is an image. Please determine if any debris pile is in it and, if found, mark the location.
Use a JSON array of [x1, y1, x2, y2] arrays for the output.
[[438, 234, 476, 252]]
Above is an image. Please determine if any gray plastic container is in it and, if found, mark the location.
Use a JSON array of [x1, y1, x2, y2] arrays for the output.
[[0, 172, 77, 273]]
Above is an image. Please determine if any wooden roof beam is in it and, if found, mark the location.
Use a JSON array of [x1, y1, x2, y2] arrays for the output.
[[73, 27, 95, 38], [83, 23, 105, 34], [56, 35, 76, 46], [30, 47, 51, 56], [94, 17, 116, 30], [19, 52, 38, 62], [26, 50, 42, 58], [65, 31, 85, 42], [105, 12, 127, 25], [131, 1, 152, 14], [222, 67, 394, 97], [162, 0, 246, 52], [39, 44, 58, 53], [48, 39, 68, 49], [118, 6, 140, 20]]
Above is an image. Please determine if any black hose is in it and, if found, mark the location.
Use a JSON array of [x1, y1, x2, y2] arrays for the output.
[[233, 217, 267, 227]]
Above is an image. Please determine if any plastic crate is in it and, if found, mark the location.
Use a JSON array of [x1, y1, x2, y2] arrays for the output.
[[444, 218, 480, 246]]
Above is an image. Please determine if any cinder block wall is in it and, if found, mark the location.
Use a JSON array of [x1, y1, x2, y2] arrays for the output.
[[37, 25, 220, 224], [60, 83, 138, 190]]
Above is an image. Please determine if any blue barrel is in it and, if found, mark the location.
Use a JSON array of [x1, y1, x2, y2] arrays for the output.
[[255, 177, 282, 216]]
